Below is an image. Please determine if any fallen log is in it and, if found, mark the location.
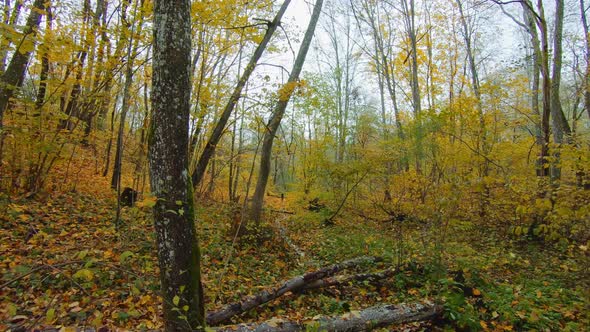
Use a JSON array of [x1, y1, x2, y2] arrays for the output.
[[274, 218, 306, 259], [207, 256, 382, 326], [213, 302, 443, 332], [301, 267, 398, 291]]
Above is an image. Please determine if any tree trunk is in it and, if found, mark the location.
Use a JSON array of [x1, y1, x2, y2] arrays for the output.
[[111, 0, 144, 189], [548, 0, 571, 180], [0, 0, 45, 162], [0, 0, 23, 74], [35, 4, 53, 110], [550, 0, 571, 146], [191, 0, 292, 188], [150, 0, 205, 330], [401, 0, 422, 171], [249, 0, 323, 225], [582, 0, 590, 120]]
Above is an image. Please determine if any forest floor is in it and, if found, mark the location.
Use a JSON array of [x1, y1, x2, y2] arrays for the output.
[[0, 167, 589, 331]]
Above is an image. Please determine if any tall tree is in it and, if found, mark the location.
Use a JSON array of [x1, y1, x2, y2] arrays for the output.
[[550, 0, 571, 145], [0, 0, 45, 162], [249, 0, 324, 225], [111, 0, 145, 189], [400, 0, 423, 171], [582, 0, 590, 119], [191, 0, 292, 188], [150, 0, 205, 330]]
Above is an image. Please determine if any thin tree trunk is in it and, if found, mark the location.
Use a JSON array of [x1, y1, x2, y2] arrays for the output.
[[111, 0, 143, 189], [582, 0, 590, 119], [0, 0, 45, 165], [0, 0, 22, 74], [191, 0, 292, 188], [35, 4, 53, 110], [249, 0, 324, 225], [550, 0, 571, 145]]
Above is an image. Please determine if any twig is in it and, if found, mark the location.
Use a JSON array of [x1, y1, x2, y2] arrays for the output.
[[0, 260, 82, 289]]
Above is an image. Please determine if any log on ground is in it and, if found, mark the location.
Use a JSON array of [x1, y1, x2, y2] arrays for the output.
[[213, 302, 443, 332], [207, 256, 382, 326]]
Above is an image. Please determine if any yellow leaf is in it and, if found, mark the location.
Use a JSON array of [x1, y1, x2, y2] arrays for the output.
[[536, 290, 542, 298], [480, 320, 488, 329], [473, 288, 481, 296], [173, 295, 180, 306]]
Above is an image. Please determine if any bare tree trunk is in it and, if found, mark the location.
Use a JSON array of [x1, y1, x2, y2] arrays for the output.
[[401, 0, 422, 171], [582, 0, 590, 119], [150, 0, 205, 330], [111, 0, 144, 189], [35, 4, 53, 110], [249, 0, 324, 225], [455, 0, 490, 218], [191, 0, 292, 188], [548, 0, 570, 180], [550, 0, 571, 145]]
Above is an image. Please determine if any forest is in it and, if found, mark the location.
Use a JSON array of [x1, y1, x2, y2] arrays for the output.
[[0, 0, 589, 331]]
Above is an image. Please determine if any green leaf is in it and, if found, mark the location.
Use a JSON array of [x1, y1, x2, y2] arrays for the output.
[[119, 250, 134, 263], [173, 295, 180, 306], [73, 268, 94, 281], [77, 250, 89, 260], [175, 200, 183, 206], [46, 308, 56, 322], [7, 303, 17, 316]]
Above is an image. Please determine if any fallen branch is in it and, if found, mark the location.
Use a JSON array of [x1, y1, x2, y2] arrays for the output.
[[207, 256, 382, 326], [0, 260, 83, 289], [213, 302, 443, 332], [270, 209, 295, 214], [274, 218, 306, 259], [301, 267, 398, 291]]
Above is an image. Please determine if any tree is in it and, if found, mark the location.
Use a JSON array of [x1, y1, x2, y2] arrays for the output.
[[400, 0, 423, 172], [0, 0, 45, 162], [248, 0, 324, 225], [111, 0, 146, 190], [150, 0, 205, 330], [191, 0, 292, 188], [582, 0, 590, 119]]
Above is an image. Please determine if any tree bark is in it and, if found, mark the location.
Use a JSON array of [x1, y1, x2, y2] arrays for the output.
[[249, 0, 323, 225], [150, 0, 205, 330], [207, 256, 381, 326], [191, 0, 292, 188], [212, 302, 442, 332]]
